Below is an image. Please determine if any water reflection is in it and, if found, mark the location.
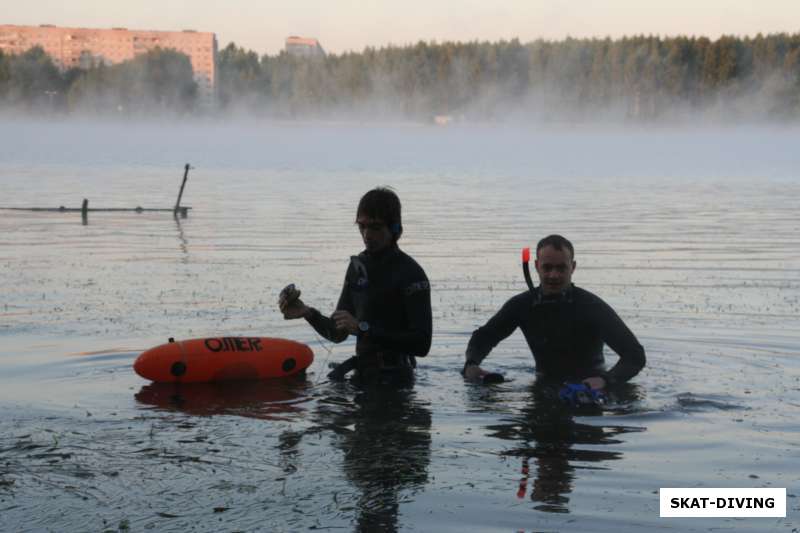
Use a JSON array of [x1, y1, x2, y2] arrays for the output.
[[308, 386, 432, 532], [134, 380, 432, 531], [134, 378, 313, 420], [483, 382, 644, 513], [174, 214, 189, 260]]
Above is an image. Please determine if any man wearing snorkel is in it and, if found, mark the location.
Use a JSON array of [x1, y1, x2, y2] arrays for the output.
[[279, 187, 432, 387], [463, 234, 645, 390]]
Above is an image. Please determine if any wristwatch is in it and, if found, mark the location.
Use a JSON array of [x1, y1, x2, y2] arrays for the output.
[[358, 321, 370, 337]]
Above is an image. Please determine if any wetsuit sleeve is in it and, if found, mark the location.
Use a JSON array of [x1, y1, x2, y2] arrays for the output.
[[367, 276, 432, 357], [465, 295, 524, 365], [594, 301, 646, 384], [304, 269, 353, 344]]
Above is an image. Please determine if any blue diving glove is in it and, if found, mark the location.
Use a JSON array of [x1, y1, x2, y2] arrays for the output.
[[558, 382, 606, 407]]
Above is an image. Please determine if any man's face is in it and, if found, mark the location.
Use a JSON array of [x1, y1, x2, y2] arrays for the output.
[[357, 215, 393, 254], [535, 245, 576, 295]]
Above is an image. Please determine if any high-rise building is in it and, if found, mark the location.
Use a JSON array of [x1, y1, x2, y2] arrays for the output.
[[285, 36, 325, 58], [0, 24, 217, 105]]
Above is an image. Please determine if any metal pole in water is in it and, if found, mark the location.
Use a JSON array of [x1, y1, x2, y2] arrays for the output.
[[174, 164, 191, 216]]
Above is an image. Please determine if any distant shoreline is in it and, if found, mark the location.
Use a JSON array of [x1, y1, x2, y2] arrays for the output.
[[2, 33, 800, 122]]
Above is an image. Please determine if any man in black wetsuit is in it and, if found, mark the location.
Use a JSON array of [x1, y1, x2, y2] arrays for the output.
[[463, 234, 645, 389], [279, 187, 432, 387]]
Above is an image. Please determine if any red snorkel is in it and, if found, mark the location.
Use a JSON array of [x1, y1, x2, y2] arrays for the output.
[[522, 247, 535, 294]]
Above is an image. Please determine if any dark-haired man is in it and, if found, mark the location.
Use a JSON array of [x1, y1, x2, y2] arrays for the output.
[[463, 234, 645, 389], [279, 187, 432, 387]]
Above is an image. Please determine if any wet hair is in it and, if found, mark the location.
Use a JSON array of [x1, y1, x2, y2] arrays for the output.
[[356, 187, 403, 240], [536, 234, 575, 261]]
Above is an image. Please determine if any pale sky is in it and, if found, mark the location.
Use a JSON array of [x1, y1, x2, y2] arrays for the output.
[[6, 1, 800, 55]]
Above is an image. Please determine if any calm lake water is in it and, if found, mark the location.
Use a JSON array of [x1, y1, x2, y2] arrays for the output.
[[1, 119, 798, 531]]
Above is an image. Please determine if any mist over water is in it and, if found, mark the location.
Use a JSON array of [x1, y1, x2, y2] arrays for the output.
[[0, 120, 798, 531], [3, 118, 799, 179]]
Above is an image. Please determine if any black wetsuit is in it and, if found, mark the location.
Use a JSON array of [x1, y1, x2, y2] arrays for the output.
[[466, 285, 645, 384], [306, 245, 432, 385]]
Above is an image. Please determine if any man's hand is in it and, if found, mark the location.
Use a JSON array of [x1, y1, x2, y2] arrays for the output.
[[463, 364, 487, 382], [331, 310, 359, 334], [582, 376, 607, 390], [279, 285, 310, 320]]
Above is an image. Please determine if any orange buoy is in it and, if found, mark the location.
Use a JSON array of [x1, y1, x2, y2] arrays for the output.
[[134, 337, 314, 383]]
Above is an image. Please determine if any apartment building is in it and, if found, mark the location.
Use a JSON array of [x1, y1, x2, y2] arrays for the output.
[[0, 24, 217, 105], [285, 36, 325, 58]]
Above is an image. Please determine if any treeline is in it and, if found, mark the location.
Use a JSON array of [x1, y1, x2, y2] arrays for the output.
[[2, 33, 800, 120], [218, 34, 800, 121], [0, 47, 197, 114]]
